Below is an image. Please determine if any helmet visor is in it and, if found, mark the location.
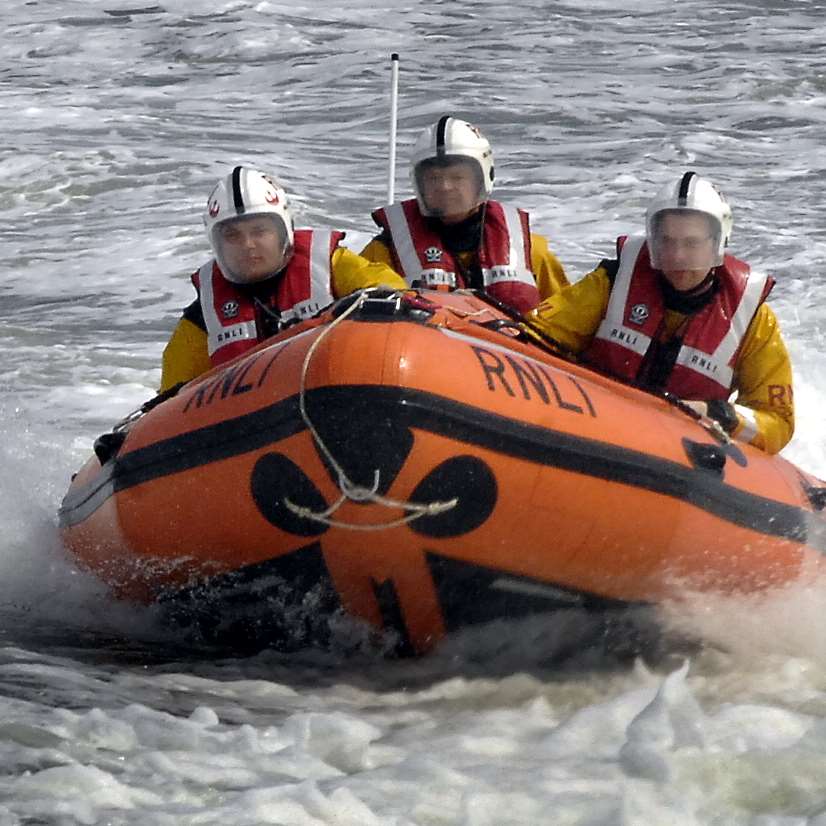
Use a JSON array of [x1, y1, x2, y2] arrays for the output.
[[414, 156, 486, 219], [212, 214, 293, 284], [648, 210, 722, 271]]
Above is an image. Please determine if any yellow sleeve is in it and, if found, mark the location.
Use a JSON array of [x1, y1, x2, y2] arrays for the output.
[[730, 303, 794, 454], [160, 317, 211, 393], [530, 232, 569, 299], [359, 237, 398, 270], [524, 266, 611, 353], [330, 246, 407, 297]]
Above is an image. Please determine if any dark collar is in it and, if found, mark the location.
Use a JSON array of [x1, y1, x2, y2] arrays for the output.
[[425, 208, 484, 253], [659, 271, 718, 314]]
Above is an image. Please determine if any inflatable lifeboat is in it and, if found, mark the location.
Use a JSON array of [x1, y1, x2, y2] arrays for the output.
[[59, 288, 826, 655]]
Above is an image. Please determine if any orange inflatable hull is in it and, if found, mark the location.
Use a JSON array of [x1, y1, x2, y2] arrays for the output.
[[59, 289, 826, 654]]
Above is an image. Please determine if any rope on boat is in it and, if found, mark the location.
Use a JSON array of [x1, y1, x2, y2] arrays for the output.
[[283, 290, 458, 530], [444, 291, 499, 320], [663, 393, 733, 445]]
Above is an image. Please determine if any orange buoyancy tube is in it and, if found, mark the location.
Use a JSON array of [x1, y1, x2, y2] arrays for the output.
[[59, 288, 826, 652]]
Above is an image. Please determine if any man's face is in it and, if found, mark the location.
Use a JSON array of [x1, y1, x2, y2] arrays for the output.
[[217, 215, 290, 283], [418, 159, 483, 224], [651, 211, 718, 291]]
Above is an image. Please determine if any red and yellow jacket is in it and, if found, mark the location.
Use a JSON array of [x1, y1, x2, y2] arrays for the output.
[[362, 199, 568, 310], [526, 236, 794, 454], [160, 234, 406, 392]]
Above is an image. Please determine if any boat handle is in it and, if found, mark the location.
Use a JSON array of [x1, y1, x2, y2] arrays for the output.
[[476, 318, 524, 334], [682, 438, 727, 475]]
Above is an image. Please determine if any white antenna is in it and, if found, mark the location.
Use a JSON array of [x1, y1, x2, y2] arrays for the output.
[[387, 53, 400, 204]]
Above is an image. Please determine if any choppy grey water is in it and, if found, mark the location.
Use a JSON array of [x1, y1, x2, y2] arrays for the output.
[[3, 1, 826, 823]]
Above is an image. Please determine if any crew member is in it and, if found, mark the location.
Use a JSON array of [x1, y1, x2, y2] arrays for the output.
[[362, 116, 568, 314], [525, 171, 794, 454], [161, 166, 406, 391]]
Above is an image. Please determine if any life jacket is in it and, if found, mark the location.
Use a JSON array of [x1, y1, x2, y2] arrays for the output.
[[371, 198, 540, 312], [585, 234, 774, 399], [194, 229, 342, 367]]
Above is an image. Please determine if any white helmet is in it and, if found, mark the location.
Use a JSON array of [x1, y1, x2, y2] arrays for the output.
[[203, 166, 294, 284], [646, 171, 733, 267], [410, 116, 494, 216]]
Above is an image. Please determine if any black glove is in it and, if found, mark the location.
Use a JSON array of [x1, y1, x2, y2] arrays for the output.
[[706, 399, 739, 434]]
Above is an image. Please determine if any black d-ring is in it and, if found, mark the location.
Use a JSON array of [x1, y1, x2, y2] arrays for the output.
[[682, 438, 727, 475]]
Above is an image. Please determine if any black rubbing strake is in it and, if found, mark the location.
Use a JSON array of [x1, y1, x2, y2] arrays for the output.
[[58, 383, 821, 549]]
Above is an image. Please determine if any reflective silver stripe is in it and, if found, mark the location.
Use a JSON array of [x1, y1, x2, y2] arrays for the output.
[[382, 204, 419, 281], [592, 235, 652, 357], [733, 403, 759, 444], [596, 324, 651, 356], [503, 205, 530, 274], [673, 345, 733, 388], [384, 204, 456, 286], [674, 269, 767, 390], [279, 231, 336, 322], [198, 260, 214, 306], [199, 260, 257, 357], [481, 204, 534, 287], [418, 268, 455, 286], [606, 234, 645, 314], [712, 270, 768, 366]]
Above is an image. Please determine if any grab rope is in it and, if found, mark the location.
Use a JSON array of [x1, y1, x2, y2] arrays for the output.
[[445, 293, 499, 320], [283, 291, 458, 530], [663, 393, 733, 445]]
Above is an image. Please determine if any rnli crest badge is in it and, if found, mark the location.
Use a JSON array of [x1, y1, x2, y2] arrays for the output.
[[222, 300, 240, 319], [424, 246, 443, 263], [629, 303, 649, 325]]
